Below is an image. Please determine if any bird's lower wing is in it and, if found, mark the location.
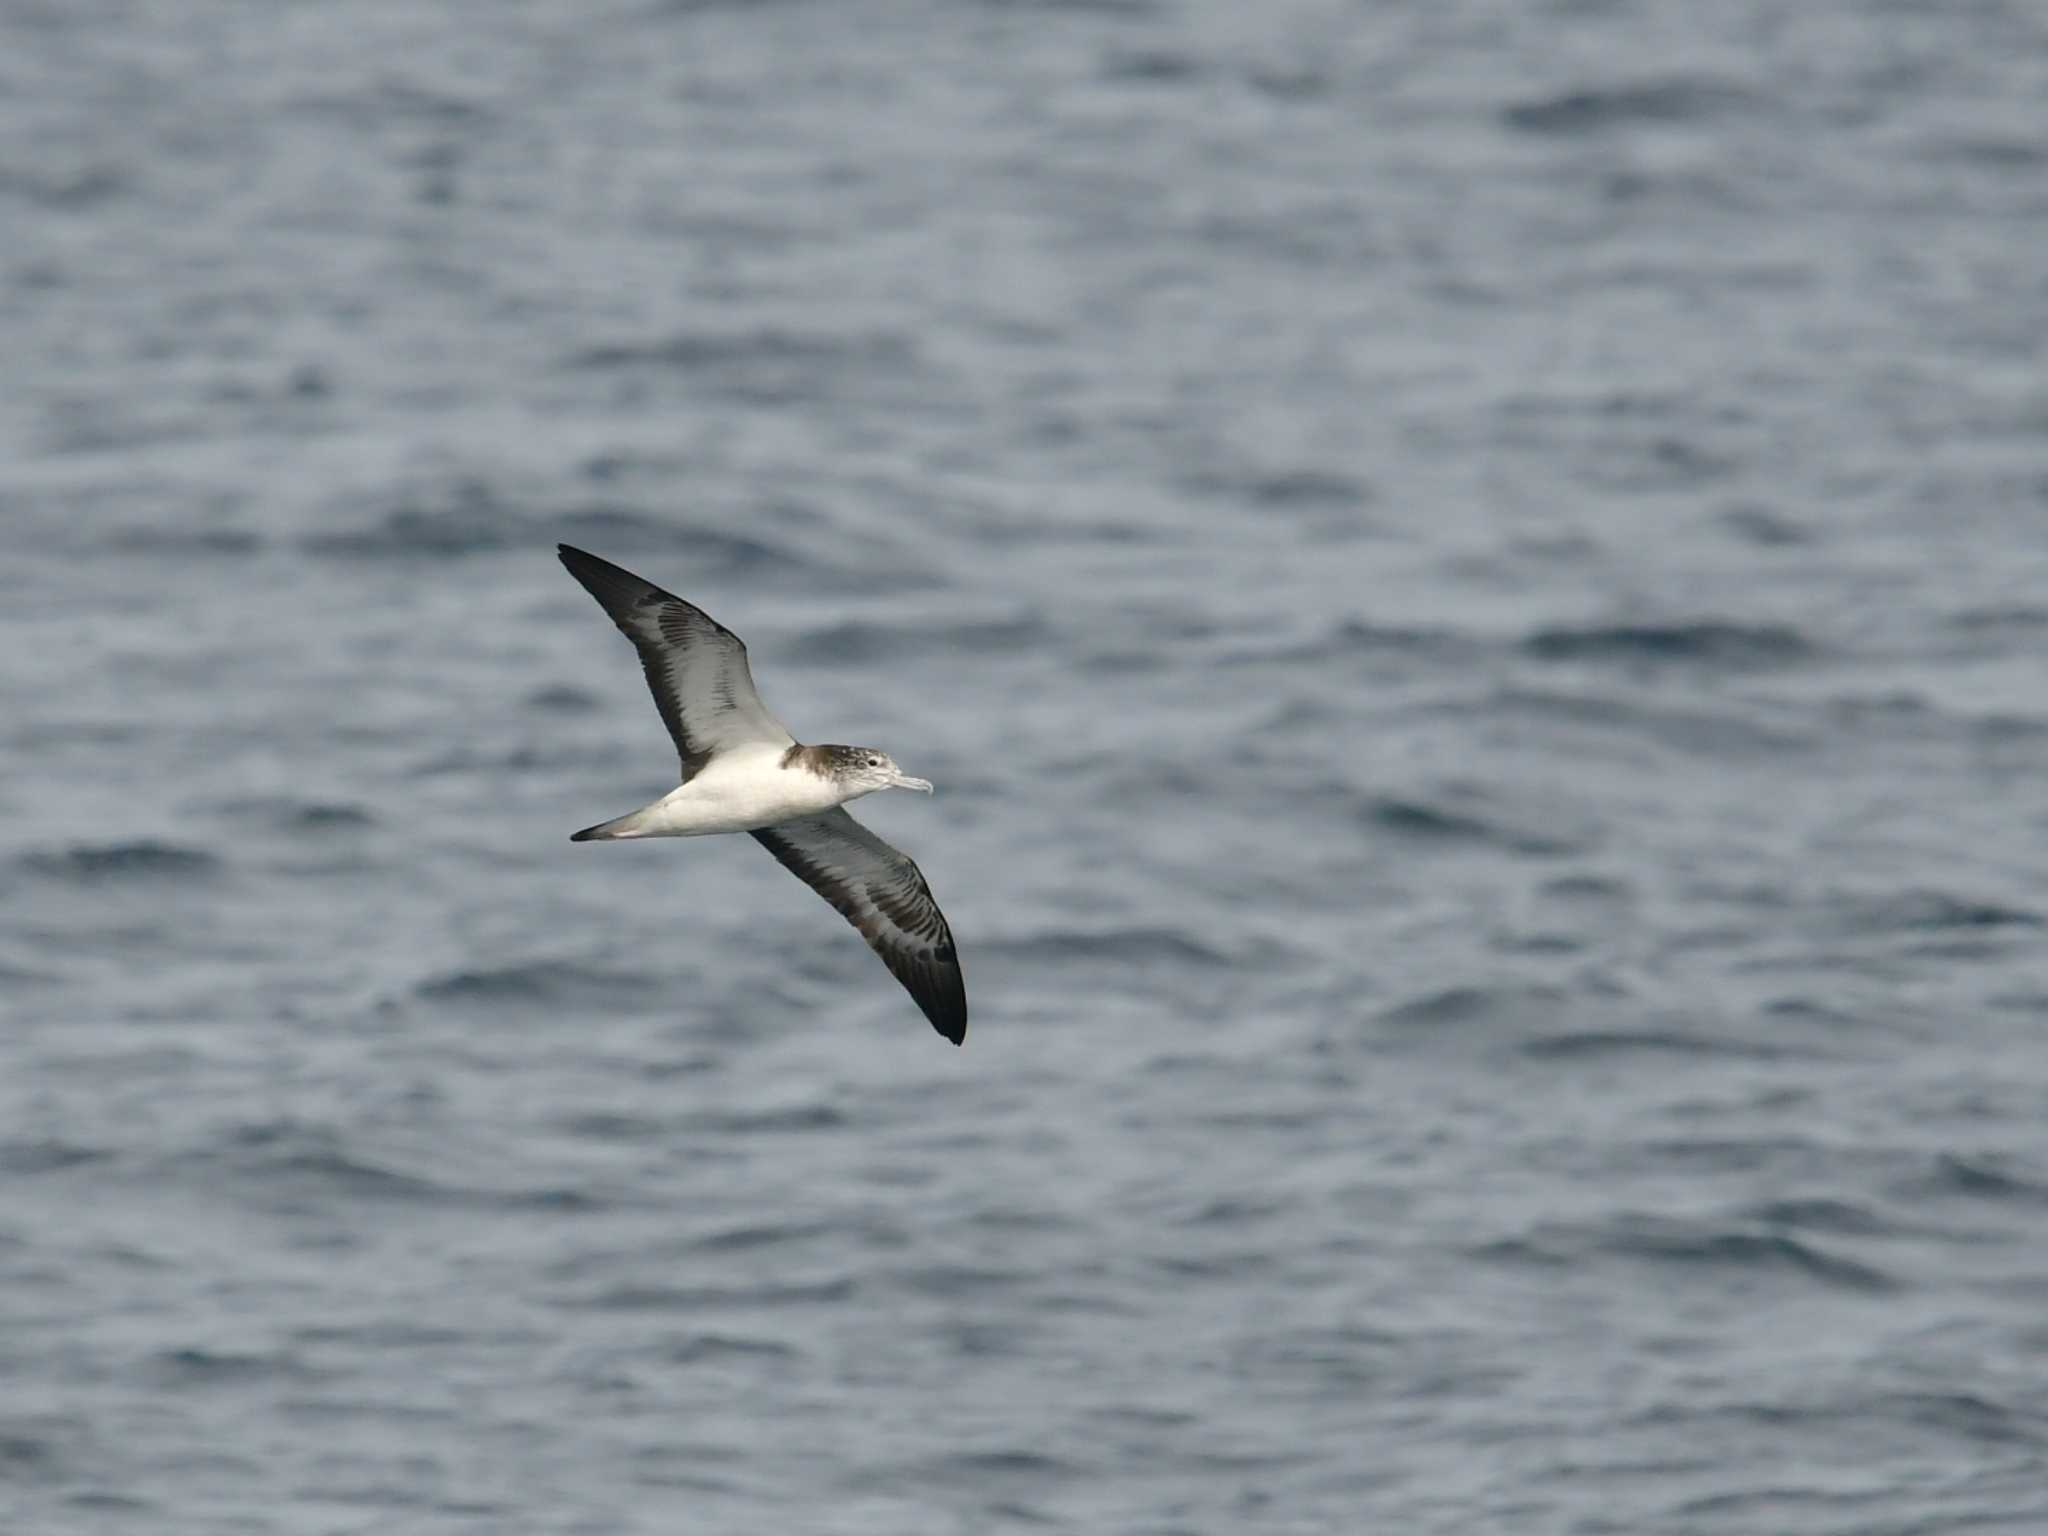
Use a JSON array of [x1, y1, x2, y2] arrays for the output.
[[750, 808, 967, 1045]]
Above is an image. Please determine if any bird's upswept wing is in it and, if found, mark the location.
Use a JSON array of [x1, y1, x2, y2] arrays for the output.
[[557, 544, 793, 775], [751, 808, 967, 1045]]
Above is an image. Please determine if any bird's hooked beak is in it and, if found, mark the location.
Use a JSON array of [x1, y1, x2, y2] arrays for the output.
[[891, 768, 935, 794]]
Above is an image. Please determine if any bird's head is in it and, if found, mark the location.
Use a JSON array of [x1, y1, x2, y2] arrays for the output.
[[837, 747, 933, 798]]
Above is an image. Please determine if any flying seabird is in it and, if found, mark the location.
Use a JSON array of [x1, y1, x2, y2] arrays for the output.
[[557, 544, 967, 1045]]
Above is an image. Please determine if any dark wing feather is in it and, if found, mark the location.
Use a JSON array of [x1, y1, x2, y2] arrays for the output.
[[558, 544, 792, 774], [751, 808, 967, 1045]]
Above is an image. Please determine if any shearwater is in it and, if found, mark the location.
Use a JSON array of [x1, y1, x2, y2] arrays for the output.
[[557, 545, 967, 1045]]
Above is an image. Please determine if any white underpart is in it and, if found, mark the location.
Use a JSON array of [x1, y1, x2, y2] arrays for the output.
[[608, 745, 854, 838]]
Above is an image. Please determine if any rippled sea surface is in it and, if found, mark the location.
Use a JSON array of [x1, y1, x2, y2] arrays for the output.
[[6, 2, 2048, 1531]]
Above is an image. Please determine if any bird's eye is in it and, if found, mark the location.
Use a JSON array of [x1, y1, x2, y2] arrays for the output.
[[868, 756, 882, 767]]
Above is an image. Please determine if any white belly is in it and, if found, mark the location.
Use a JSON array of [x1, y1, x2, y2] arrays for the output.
[[642, 746, 845, 836]]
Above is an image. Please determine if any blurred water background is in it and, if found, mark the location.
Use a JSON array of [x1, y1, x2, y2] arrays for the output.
[[4, 1, 2048, 1531]]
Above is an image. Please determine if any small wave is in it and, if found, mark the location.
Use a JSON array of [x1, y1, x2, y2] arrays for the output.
[[1469, 1236, 1572, 1270], [290, 78, 493, 132], [1325, 620, 1476, 658], [690, 1220, 836, 1253], [973, 0, 1161, 18], [229, 1130, 595, 1214], [1178, 1194, 1291, 1228], [1212, 626, 1474, 684], [1759, 996, 1855, 1026], [571, 1278, 856, 1312], [0, 1427, 61, 1477], [1639, 1136, 1820, 1174], [1362, 794, 1584, 856], [1521, 1029, 1795, 1062], [0, 1139, 108, 1175], [22, 840, 221, 882], [1364, 798, 1494, 840], [1520, 620, 1812, 668], [526, 683, 602, 714], [558, 1110, 667, 1142], [785, 614, 1050, 666], [1474, 687, 1815, 756], [507, 1187, 610, 1213], [1598, 1216, 1898, 1293], [569, 327, 913, 374], [1246, 65, 1328, 102], [1741, 1197, 1896, 1236], [65, 1493, 154, 1516], [242, 1144, 458, 1205], [114, 525, 264, 556], [292, 1320, 506, 1350], [1928, 135, 2047, 172], [984, 927, 1236, 969], [893, 1262, 1033, 1299], [1490, 1215, 1895, 1291], [1540, 872, 1634, 902], [211, 796, 375, 833], [1232, 1325, 1397, 1389], [414, 960, 667, 1009], [1919, 1153, 2048, 1205], [1717, 505, 1810, 546], [1179, 463, 1372, 510], [1647, 1390, 2043, 1453], [1973, 711, 2048, 743], [963, 1207, 1080, 1242], [556, 507, 795, 574], [0, 162, 129, 210], [565, 327, 920, 407], [1501, 76, 1757, 135], [552, 503, 670, 541], [407, 742, 602, 779], [1377, 982, 1568, 1027], [1148, 1247, 1278, 1282], [1945, 603, 2048, 637], [151, 1347, 318, 1385], [930, 1450, 1079, 1481], [1101, 49, 1202, 84], [942, 1319, 1041, 1361], [287, 802, 374, 830], [1248, 469, 1371, 508], [304, 481, 509, 559], [699, 1103, 848, 1135], [1847, 890, 2042, 933], [665, 1334, 801, 1366], [1892, 1391, 2044, 1448]]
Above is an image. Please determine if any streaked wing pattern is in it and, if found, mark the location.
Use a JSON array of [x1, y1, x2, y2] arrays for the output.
[[751, 808, 967, 1045], [557, 544, 793, 774]]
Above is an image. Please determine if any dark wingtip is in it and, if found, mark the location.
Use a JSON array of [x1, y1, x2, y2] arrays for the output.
[[557, 544, 667, 614], [569, 824, 602, 842], [557, 543, 615, 582], [926, 964, 968, 1045]]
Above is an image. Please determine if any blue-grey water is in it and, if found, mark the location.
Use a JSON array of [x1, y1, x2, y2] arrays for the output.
[[5, 1, 2048, 1531]]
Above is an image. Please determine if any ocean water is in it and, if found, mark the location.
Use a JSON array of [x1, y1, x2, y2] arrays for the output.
[[5, 1, 2048, 1531]]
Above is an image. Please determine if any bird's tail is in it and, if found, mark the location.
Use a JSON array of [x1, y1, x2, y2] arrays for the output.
[[569, 807, 656, 842]]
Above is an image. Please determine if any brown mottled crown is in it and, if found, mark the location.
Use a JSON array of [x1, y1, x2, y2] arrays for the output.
[[781, 743, 886, 778]]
